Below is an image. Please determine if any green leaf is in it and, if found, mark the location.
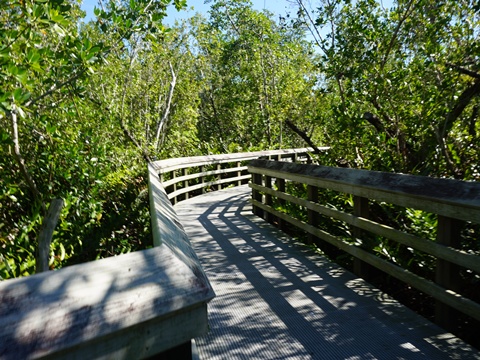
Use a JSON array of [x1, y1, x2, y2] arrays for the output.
[[15, 68, 28, 84], [88, 45, 101, 56], [27, 49, 41, 63], [46, 124, 57, 134], [7, 64, 18, 76], [33, 4, 44, 18], [12, 88, 30, 103]]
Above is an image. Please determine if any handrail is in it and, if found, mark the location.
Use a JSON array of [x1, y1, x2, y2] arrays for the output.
[[150, 148, 324, 204], [0, 235, 213, 359], [248, 159, 480, 331], [0, 149, 322, 359]]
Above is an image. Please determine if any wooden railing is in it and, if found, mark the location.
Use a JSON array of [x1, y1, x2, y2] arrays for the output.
[[248, 159, 480, 331], [0, 174, 214, 360], [0, 148, 320, 359], [150, 148, 323, 202]]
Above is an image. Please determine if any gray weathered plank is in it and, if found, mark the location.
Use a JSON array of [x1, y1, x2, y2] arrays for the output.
[[175, 186, 480, 360], [0, 168, 215, 360], [248, 160, 480, 223], [251, 199, 480, 323], [0, 245, 211, 359], [150, 148, 323, 174]]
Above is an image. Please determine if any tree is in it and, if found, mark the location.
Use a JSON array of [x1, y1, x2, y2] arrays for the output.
[[194, 0, 322, 152], [293, 0, 480, 178], [0, 0, 187, 277], [89, 19, 202, 161]]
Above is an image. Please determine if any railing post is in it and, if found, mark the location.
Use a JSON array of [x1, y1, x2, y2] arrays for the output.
[[182, 168, 189, 200], [237, 161, 242, 186], [306, 152, 313, 164], [307, 185, 319, 245], [277, 177, 286, 231], [252, 173, 264, 218], [217, 163, 222, 190], [353, 196, 374, 279], [265, 175, 273, 223], [200, 165, 205, 194], [171, 170, 177, 205], [435, 215, 462, 330]]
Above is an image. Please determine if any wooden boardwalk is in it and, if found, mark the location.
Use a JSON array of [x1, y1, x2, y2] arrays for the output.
[[174, 186, 479, 360]]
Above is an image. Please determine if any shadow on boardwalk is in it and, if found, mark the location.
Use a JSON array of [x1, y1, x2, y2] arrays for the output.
[[175, 186, 479, 360]]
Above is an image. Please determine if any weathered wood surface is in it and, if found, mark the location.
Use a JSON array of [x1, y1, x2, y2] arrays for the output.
[[162, 165, 247, 188], [154, 148, 324, 204], [249, 159, 480, 223], [150, 148, 324, 174], [250, 198, 480, 323], [167, 175, 251, 201], [0, 246, 212, 359], [148, 164, 215, 291], [0, 168, 214, 360], [175, 186, 480, 360], [248, 159, 480, 327]]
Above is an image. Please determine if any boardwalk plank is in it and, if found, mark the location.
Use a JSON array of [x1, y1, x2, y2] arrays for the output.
[[175, 186, 479, 360]]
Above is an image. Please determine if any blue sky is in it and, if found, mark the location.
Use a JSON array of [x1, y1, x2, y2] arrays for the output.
[[80, 0, 299, 24]]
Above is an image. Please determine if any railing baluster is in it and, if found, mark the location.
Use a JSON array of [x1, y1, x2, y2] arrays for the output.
[[265, 175, 273, 223], [237, 161, 242, 186], [183, 168, 189, 200], [252, 173, 264, 218], [307, 185, 319, 245], [217, 163, 222, 190], [435, 215, 462, 330], [353, 196, 373, 279], [172, 170, 177, 205], [200, 165, 205, 194], [277, 177, 286, 231]]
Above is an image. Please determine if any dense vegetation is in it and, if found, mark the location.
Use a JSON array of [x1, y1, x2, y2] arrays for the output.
[[1, 0, 479, 285]]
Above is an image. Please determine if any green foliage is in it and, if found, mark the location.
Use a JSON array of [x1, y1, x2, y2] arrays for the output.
[[194, 0, 321, 151], [0, 0, 185, 279], [296, 0, 480, 178], [67, 166, 153, 264], [2, 0, 478, 283]]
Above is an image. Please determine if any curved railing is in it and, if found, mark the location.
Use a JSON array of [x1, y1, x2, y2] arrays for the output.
[[248, 159, 480, 332], [149, 148, 322, 203], [0, 148, 321, 359]]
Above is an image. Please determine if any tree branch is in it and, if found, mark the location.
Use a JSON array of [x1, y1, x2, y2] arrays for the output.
[[36, 198, 63, 273], [363, 112, 386, 134], [381, 0, 416, 70], [446, 62, 480, 80], [468, 105, 478, 137], [442, 79, 480, 136], [154, 62, 177, 151], [285, 120, 323, 154], [295, 0, 329, 54], [9, 105, 43, 204], [25, 70, 85, 108]]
